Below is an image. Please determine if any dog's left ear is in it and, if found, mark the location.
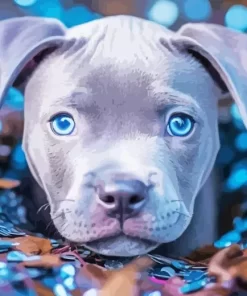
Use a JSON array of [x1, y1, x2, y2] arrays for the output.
[[174, 23, 247, 127]]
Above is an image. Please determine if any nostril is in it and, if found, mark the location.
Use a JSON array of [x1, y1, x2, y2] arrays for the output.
[[97, 179, 148, 215], [129, 195, 144, 205], [100, 195, 115, 204]]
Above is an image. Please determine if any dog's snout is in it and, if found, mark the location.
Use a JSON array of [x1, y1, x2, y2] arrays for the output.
[[97, 179, 147, 218]]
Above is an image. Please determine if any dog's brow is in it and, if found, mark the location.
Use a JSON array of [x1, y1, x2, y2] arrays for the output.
[[49, 88, 89, 107], [152, 87, 201, 115], [49, 87, 201, 117]]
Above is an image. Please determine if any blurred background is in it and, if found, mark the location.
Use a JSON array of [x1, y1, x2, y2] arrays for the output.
[[0, 0, 247, 240]]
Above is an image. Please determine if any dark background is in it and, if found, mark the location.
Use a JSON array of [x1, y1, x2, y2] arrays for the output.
[[0, 0, 247, 239]]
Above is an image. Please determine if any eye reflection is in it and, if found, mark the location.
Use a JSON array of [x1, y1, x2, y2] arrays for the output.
[[50, 113, 75, 136], [167, 113, 195, 137]]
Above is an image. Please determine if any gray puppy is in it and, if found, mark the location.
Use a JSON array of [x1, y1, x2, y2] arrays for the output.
[[0, 15, 245, 257]]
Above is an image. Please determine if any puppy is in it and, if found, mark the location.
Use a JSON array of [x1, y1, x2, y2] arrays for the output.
[[0, 15, 245, 257]]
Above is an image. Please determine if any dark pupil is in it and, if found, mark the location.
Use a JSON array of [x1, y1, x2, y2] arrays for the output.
[[58, 118, 70, 130], [174, 118, 186, 128]]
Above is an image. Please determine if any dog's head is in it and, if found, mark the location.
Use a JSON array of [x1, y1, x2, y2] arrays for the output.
[[0, 15, 246, 256]]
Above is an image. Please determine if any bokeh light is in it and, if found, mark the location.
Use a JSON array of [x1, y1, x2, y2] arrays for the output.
[[148, 292, 162, 296], [14, 0, 37, 7], [230, 104, 242, 121], [39, 0, 64, 19], [225, 167, 247, 192], [235, 132, 247, 151], [147, 0, 179, 27], [16, 0, 64, 20], [10, 143, 27, 171], [224, 159, 247, 192], [183, 0, 212, 21], [225, 5, 247, 32], [5, 88, 24, 110], [230, 104, 245, 130]]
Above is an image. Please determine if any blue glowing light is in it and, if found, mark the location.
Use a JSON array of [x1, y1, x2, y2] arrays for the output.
[[231, 104, 241, 120], [148, 292, 162, 296], [53, 284, 68, 296], [64, 5, 99, 27], [231, 103, 245, 130], [214, 230, 241, 248], [225, 5, 247, 32], [183, 0, 212, 21], [35, 0, 63, 19], [235, 132, 247, 151], [14, 0, 37, 6], [147, 0, 179, 27], [225, 167, 247, 191], [5, 88, 24, 110], [11, 144, 27, 171], [18, 0, 64, 20]]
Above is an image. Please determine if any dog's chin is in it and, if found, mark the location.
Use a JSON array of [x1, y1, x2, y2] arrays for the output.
[[83, 234, 159, 257]]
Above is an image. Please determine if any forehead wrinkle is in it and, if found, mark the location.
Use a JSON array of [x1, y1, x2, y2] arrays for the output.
[[150, 85, 201, 110], [48, 87, 90, 108]]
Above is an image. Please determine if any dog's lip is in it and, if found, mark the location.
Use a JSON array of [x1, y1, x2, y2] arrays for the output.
[[79, 233, 157, 246]]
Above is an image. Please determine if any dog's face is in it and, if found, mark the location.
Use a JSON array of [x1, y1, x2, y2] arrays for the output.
[[23, 18, 222, 256]]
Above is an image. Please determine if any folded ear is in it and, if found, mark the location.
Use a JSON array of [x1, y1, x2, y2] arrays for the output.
[[0, 17, 67, 187], [174, 23, 247, 127], [0, 16, 67, 106]]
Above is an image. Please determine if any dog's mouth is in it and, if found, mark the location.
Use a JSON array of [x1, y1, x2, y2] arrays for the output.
[[82, 234, 159, 257]]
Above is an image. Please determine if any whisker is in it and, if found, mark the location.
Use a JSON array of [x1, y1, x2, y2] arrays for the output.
[[46, 220, 54, 231], [54, 221, 67, 235], [37, 203, 50, 214], [61, 223, 69, 233], [37, 200, 74, 215], [46, 211, 71, 230], [170, 199, 183, 203], [48, 224, 60, 237], [54, 211, 72, 221], [53, 230, 59, 237], [174, 211, 192, 218], [51, 221, 70, 240]]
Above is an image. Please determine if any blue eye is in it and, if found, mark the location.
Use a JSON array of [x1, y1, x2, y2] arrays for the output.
[[50, 113, 75, 136], [167, 114, 195, 137]]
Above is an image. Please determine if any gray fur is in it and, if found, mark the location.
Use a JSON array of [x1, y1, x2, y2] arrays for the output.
[[0, 15, 243, 256]]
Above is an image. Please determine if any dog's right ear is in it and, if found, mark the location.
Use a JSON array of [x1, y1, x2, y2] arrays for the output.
[[0, 16, 67, 107]]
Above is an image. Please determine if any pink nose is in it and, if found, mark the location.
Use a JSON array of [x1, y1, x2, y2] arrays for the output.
[[97, 179, 147, 219]]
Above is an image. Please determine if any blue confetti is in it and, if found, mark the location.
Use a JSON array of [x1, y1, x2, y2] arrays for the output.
[[180, 278, 208, 294]]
